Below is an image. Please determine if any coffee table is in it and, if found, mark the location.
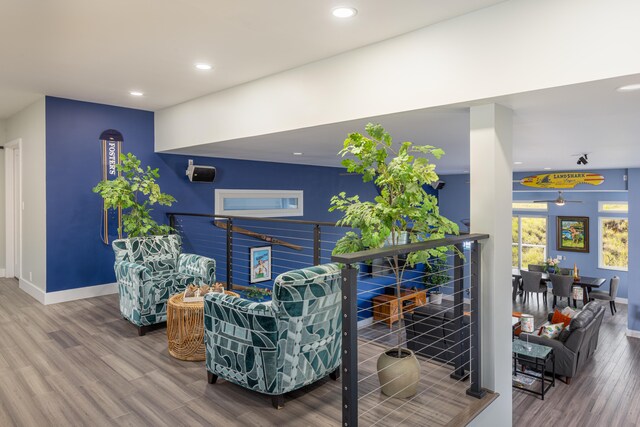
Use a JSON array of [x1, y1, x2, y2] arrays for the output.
[[167, 291, 239, 361], [512, 338, 555, 400]]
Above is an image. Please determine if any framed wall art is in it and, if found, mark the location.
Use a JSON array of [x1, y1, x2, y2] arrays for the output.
[[250, 246, 272, 283], [556, 216, 589, 253]]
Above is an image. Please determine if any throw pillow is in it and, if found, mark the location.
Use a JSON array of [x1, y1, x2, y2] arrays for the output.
[[561, 306, 578, 318], [558, 327, 571, 343], [540, 322, 564, 339], [551, 309, 572, 327]]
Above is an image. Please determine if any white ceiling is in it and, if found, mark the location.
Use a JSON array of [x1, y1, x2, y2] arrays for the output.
[[0, 0, 505, 119], [3, 0, 639, 174], [167, 74, 640, 174]]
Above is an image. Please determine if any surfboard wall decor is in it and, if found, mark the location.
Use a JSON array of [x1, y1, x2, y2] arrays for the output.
[[100, 129, 123, 244], [519, 172, 605, 189]]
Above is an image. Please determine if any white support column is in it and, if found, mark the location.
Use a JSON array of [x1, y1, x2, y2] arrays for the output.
[[468, 104, 513, 426]]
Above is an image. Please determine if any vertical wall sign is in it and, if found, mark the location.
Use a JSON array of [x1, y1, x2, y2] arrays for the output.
[[100, 129, 123, 244]]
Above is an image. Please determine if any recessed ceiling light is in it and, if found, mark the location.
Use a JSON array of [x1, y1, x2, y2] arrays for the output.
[[514, 161, 523, 165], [293, 152, 303, 156], [195, 63, 212, 70], [129, 91, 144, 96], [616, 83, 640, 92], [332, 7, 357, 18], [543, 167, 552, 170]]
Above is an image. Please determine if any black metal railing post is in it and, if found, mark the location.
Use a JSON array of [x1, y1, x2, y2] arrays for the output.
[[226, 218, 233, 290], [342, 264, 358, 427], [314, 224, 321, 265], [466, 240, 486, 398], [168, 213, 176, 233], [450, 243, 467, 380]]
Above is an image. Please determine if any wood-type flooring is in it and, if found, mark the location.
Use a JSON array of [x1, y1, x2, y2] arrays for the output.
[[0, 279, 492, 426]]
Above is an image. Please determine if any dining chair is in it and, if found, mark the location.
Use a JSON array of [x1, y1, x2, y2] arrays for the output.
[[512, 276, 520, 301], [549, 273, 574, 308], [521, 270, 547, 307], [527, 264, 545, 272], [557, 267, 572, 275], [589, 276, 620, 315]]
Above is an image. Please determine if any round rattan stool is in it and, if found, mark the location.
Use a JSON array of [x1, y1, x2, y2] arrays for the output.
[[167, 291, 239, 361]]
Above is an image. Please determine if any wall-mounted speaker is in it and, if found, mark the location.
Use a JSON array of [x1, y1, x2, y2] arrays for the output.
[[186, 160, 216, 182]]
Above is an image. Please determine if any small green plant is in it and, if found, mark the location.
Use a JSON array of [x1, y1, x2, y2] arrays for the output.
[[93, 153, 176, 237], [244, 285, 272, 300], [424, 256, 450, 293]]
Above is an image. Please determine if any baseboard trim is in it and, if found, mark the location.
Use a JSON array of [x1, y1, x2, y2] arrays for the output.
[[19, 278, 46, 304], [626, 329, 640, 339], [615, 297, 628, 305], [45, 282, 118, 305]]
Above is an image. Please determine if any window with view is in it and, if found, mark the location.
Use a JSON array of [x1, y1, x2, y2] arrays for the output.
[[599, 217, 628, 271], [598, 201, 628, 213], [512, 216, 547, 269]]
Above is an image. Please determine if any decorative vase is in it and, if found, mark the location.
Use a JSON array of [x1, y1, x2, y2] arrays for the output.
[[429, 292, 443, 304], [377, 348, 420, 398]]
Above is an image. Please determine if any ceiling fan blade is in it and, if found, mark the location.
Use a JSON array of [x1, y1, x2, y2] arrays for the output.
[[532, 200, 552, 203], [564, 200, 583, 203]]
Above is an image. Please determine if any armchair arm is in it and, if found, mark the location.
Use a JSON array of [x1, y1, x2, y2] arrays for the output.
[[204, 293, 277, 347], [178, 253, 216, 284], [114, 261, 151, 285], [114, 261, 152, 302]]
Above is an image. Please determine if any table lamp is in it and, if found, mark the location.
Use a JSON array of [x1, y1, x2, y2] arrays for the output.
[[520, 314, 534, 350]]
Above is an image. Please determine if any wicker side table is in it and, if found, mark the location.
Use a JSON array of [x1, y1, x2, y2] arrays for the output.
[[167, 291, 239, 361]]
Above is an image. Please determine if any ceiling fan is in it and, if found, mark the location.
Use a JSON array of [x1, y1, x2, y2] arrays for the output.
[[533, 191, 582, 206]]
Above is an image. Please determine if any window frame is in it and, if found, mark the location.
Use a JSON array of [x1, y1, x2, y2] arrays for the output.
[[598, 216, 628, 272], [512, 214, 548, 270], [214, 189, 304, 218]]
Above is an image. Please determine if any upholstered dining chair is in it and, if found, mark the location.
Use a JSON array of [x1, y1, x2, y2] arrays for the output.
[[521, 270, 547, 306], [528, 264, 546, 272], [589, 276, 620, 315], [549, 273, 574, 308], [204, 263, 342, 409]]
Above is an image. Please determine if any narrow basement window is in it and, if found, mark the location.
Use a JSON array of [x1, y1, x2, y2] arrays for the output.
[[215, 189, 304, 217]]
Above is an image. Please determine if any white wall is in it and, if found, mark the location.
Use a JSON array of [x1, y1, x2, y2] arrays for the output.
[[156, 0, 640, 152], [0, 119, 5, 271], [5, 98, 46, 293]]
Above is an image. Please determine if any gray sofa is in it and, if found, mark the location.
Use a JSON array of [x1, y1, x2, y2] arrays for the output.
[[522, 301, 605, 384]]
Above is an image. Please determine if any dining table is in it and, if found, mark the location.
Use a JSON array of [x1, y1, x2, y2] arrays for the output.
[[511, 268, 606, 305]]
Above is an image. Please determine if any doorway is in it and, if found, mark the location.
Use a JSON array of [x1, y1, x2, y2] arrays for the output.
[[5, 139, 22, 280]]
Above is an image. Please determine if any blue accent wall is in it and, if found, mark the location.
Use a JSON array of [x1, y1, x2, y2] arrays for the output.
[[44, 97, 380, 292], [441, 169, 630, 298]]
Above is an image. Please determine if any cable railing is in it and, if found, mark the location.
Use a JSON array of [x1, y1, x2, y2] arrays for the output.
[[331, 234, 489, 427], [166, 212, 489, 426]]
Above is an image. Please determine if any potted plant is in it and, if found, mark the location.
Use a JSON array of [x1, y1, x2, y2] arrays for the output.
[[244, 285, 273, 301], [424, 256, 449, 304], [330, 123, 459, 399], [93, 153, 176, 237]]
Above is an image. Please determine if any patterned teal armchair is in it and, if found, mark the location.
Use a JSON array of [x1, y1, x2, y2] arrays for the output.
[[113, 234, 215, 335], [204, 263, 342, 409]]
